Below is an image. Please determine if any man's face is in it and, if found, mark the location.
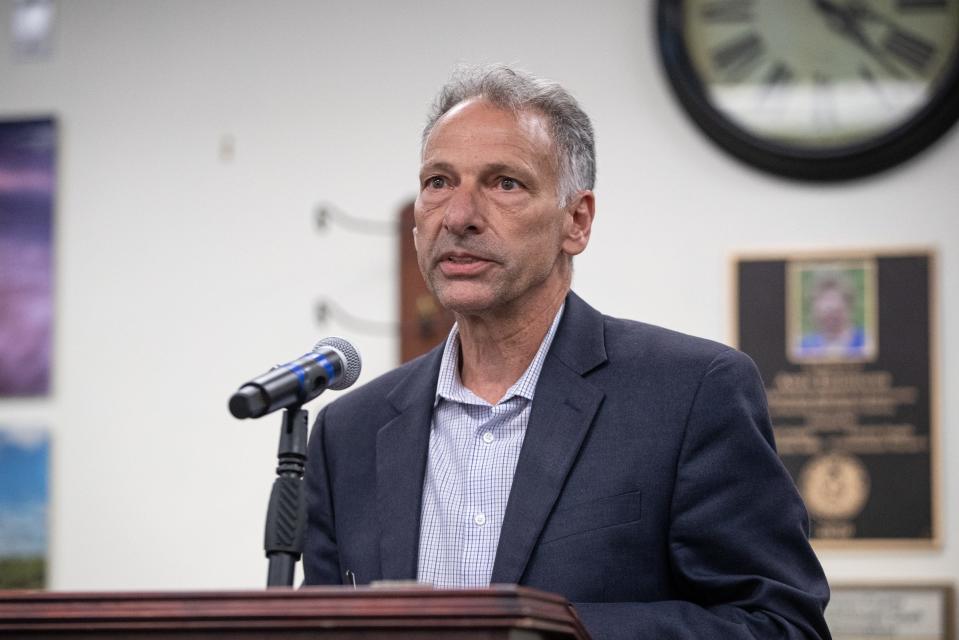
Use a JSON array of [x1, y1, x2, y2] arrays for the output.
[[812, 287, 851, 339], [413, 98, 590, 316]]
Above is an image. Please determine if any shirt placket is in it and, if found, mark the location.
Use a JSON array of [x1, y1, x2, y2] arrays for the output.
[[460, 401, 503, 587]]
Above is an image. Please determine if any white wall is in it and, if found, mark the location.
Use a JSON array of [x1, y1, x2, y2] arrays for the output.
[[0, 0, 955, 591]]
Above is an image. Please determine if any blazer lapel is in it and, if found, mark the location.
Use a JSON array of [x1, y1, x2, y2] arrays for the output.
[[491, 292, 608, 584], [376, 348, 443, 580]]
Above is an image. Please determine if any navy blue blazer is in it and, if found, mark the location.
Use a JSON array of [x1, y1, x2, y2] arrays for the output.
[[303, 292, 831, 639]]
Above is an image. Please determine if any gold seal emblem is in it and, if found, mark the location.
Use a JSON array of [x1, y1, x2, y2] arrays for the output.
[[799, 453, 870, 521]]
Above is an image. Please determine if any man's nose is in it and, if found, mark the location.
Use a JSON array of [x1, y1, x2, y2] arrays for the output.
[[442, 185, 484, 236]]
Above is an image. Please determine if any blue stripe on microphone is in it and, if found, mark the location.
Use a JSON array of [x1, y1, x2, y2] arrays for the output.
[[311, 353, 337, 382], [286, 363, 308, 392]]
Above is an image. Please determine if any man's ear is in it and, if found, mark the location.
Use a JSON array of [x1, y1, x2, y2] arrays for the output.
[[562, 190, 595, 257], [412, 226, 419, 252]]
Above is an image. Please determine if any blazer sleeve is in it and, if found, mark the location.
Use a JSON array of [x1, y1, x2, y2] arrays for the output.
[[575, 349, 831, 640]]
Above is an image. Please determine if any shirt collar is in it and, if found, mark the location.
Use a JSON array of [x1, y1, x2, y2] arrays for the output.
[[435, 303, 565, 407]]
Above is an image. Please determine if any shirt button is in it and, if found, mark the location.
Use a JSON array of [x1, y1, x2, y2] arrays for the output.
[[482, 431, 494, 444], [474, 513, 487, 526]]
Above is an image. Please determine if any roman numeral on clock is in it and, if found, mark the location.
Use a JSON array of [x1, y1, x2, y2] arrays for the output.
[[762, 61, 794, 89], [712, 32, 765, 78], [883, 28, 937, 73], [757, 61, 794, 106], [701, 0, 755, 22]]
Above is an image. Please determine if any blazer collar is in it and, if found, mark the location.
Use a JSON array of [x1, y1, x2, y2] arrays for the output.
[[376, 347, 444, 580], [491, 290, 608, 583], [545, 290, 608, 377]]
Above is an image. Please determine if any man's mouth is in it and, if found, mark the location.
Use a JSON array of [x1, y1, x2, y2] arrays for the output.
[[439, 250, 491, 263], [437, 252, 493, 275]]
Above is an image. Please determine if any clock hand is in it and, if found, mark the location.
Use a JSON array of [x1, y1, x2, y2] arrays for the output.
[[809, 0, 905, 78]]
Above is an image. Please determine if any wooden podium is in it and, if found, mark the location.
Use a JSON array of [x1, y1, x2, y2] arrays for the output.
[[0, 585, 592, 639]]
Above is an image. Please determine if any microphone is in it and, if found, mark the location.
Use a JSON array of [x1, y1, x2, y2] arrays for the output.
[[228, 337, 362, 419]]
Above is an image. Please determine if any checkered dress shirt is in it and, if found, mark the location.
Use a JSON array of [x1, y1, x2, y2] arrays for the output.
[[416, 306, 564, 588]]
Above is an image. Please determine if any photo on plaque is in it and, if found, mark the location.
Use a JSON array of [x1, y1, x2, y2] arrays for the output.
[[734, 251, 936, 546], [787, 259, 878, 364], [0, 427, 50, 589]]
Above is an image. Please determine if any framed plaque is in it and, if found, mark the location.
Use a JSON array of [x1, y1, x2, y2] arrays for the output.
[[398, 200, 453, 363], [733, 250, 938, 546], [827, 583, 954, 640]]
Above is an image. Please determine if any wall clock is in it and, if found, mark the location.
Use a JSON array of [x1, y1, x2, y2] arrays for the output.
[[656, 0, 959, 180]]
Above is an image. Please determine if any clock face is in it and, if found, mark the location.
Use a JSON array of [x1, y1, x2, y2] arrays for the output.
[[657, 0, 959, 179]]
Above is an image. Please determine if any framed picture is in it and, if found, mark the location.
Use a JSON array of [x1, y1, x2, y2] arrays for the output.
[[0, 117, 56, 397], [827, 583, 954, 640], [0, 428, 50, 589], [734, 250, 937, 546]]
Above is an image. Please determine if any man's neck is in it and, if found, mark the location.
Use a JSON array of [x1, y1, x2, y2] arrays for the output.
[[454, 286, 568, 404]]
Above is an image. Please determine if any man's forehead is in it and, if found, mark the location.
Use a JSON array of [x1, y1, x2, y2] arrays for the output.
[[422, 98, 555, 162]]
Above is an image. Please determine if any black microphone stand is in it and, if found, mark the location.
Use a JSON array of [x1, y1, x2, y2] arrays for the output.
[[264, 406, 309, 587]]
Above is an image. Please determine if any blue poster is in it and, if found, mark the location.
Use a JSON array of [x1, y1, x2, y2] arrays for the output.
[[0, 428, 49, 588]]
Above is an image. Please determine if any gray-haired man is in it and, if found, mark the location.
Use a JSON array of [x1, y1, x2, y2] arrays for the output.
[[304, 65, 831, 640]]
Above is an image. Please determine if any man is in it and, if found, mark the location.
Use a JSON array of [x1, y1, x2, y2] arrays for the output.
[[304, 65, 831, 640]]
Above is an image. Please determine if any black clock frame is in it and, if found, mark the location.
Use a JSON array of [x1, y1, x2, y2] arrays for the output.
[[655, 0, 959, 181]]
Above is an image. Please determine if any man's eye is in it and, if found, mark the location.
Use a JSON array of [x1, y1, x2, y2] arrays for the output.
[[426, 176, 446, 189], [500, 177, 519, 191]]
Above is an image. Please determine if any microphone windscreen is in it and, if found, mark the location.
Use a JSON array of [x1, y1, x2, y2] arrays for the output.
[[315, 336, 362, 390]]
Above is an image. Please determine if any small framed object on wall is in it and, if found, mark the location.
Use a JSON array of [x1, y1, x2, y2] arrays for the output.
[[733, 250, 937, 547], [827, 583, 955, 639], [398, 200, 454, 363]]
